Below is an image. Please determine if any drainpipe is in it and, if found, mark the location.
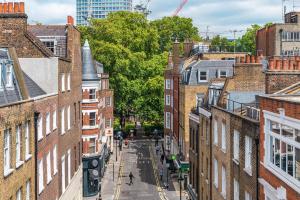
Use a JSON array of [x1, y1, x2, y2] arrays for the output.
[[255, 137, 259, 200], [34, 112, 40, 200]]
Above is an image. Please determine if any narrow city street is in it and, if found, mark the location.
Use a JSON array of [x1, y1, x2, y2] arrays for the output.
[[113, 139, 166, 200]]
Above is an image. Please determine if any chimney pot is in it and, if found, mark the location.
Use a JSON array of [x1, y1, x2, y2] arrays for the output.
[[0, 3, 3, 13], [8, 2, 13, 13], [246, 55, 250, 63], [3, 3, 8, 13], [240, 56, 245, 63], [283, 59, 288, 70], [276, 59, 281, 70], [67, 16, 74, 25], [19, 2, 24, 13], [251, 55, 255, 63], [14, 2, 20, 13], [269, 59, 274, 70]]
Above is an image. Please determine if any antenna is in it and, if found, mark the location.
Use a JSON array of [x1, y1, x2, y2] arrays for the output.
[[229, 30, 243, 54]]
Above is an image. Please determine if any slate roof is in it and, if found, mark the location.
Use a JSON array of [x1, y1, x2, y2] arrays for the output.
[[23, 72, 46, 98], [28, 25, 67, 36], [82, 40, 100, 81]]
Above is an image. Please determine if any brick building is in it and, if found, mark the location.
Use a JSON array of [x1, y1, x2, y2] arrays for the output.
[[258, 94, 300, 200], [81, 40, 114, 197], [256, 12, 300, 56]]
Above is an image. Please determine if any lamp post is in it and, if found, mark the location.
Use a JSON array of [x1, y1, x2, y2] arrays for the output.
[[178, 170, 184, 200]]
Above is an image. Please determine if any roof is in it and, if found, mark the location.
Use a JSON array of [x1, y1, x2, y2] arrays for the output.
[[28, 25, 67, 36], [82, 40, 100, 81], [274, 82, 300, 95], [22, 72, 46, 98]]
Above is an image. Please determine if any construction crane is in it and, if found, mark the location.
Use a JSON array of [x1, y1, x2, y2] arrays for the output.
[[134, 0, 151, 17], [173, 0, 188, 16]]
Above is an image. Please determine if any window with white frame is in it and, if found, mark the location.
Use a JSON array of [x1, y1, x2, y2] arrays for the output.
[[42, 40, 56, 53], [89, 138, 96, 153], [213, 158, 218, 188], [233, 130, 240, 162], [199, 70, 208, 82], [61, 74, 65, 92], [234, 178, 239, 200], [165, 95, 171, 106], [16, 125, 21, 164], [264, 115, 300, 186], [37, 116, 43, 140], [67, 73, 71, 91], [16, 188, 21, 200], [53, 145, 58, 175], [38, 159, 44, 194], [61, 156, 66, 193], [165, 79, 171, 89], [105, 118, 112, 128], [222, 165, 226, 198], [245, 191, 252, 200], [89, 112, 96, 126], [67, 149, 71, 184], [221, 122, 226, 151], [53, 110, 57, 130], [26, 180, 30, 200], [4, 129, 11, 173], [46, 112, 50, 134], [245, 136, 252, 175], [89, 89, 96, 99], [219, 70, 227, 78], [67, 106, 71, 130], [213, 119, 218, 145], [46, 152, 52, 184], [166, 112, 171, 129], [105, 97, 111, 107], [25, 121, 30, 158], [61, 108, 65, 134], [6, 64, 13, 87]]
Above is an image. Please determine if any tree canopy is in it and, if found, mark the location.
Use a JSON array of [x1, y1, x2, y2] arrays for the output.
[[79, 11, 200, 126]]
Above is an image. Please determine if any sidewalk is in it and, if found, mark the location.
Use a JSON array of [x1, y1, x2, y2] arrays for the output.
[[101, 148, 123, 200], [150, 140, 189, 200]]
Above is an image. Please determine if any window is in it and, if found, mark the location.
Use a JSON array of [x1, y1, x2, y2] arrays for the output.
[[37, 116, 43, 140], [105, 97, 111, 106], [67, 106, 71, 130], [245, 191, 252, 200], [89, 138, 96, 153], [53, 110, 57, 130], [105, 118, 112, 128], [165, 95, 171, 106], [214, 119, 218, 145], [199, 71, 208, 82], [67, 149, 71, 184], [61, 156, 66, 193], [165, 79, 171, 89], [25, 121, 30, 158], [46, 112, 50, 134], [46, 152, 52, 184], [61, 74, 65, 92], [42, 40, 55, 53], [245, 136, 252, 175], [67, 74, 71, 91], [219, 70, 227, 78], [89, 89, 96, 100], [89, 112, 96, 126], [221, 122, 226, 151], [38, 159, 44, 194], [221, 165, 226, 198], [26, 180, 30, 200], [16, 125, 22, 165], [61, 108, 65, 134], [213, 119, 218, 145], [234, 178, 239, 200], [233, 130, 240, 162], [4, 129, 11, 173], [213, 158, 218, 188], [166, 112, 171, 129], [6, 64, 13, 87], [16, 188, 21, 200], [53, 145, 58, 175]]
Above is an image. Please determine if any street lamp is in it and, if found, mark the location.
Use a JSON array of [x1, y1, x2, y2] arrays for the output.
[[178, 170, 184, 200]]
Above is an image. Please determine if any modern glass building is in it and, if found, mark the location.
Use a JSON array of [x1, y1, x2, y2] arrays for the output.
[[76, 0, 133, 26]]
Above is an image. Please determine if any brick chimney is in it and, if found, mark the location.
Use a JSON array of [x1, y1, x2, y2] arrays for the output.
[[0, 2, 27, 46], [172, 39, 181, 73], [67, 16, 74, 25], [183, 39, 193, 58]]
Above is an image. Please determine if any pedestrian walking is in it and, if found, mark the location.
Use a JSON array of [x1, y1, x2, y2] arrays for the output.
[[156, 145, 161, 155], [129, 172, 134, 185], [160, 154, 165, 165], [159, 168, 163, 181]]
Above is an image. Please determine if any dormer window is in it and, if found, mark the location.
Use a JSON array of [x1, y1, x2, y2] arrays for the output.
[[198, 70, 208, 82], [5, 64, 13, 87], [41, 40, 56, 54], [219, 70, 227, 78]]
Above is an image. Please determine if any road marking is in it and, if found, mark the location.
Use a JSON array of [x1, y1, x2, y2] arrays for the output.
[[113, 158, 124, 200], [149, 145, 169, 200]]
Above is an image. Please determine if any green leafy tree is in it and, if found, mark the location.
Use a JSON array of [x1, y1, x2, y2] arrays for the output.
[[210, 35, 232, 52]]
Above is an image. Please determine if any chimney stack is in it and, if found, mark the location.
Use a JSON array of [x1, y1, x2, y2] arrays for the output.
[[67, 16, 74, 25], [172, 39, 181, 73], [0, 2, 25, 14]]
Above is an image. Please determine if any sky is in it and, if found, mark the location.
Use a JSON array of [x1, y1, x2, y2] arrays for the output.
[[25, 0, 300, 38]]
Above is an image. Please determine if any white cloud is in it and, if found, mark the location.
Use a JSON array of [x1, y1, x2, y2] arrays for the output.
[[24, 0, 294, 38]]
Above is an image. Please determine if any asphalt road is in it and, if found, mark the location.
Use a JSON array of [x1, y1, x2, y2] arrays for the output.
[[113, 139, 167, 200]]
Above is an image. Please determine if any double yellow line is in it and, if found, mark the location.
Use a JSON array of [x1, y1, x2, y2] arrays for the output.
[[113, 160, 124, 200], [149, 145, 168, 200]]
